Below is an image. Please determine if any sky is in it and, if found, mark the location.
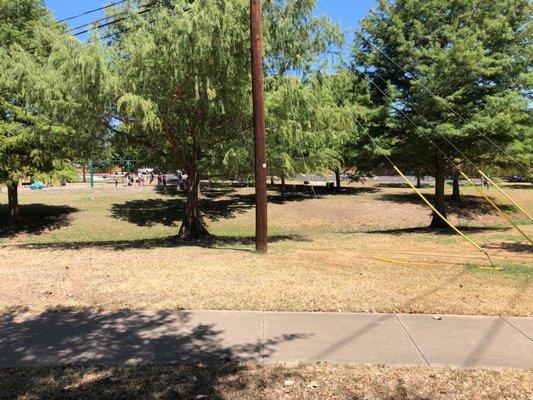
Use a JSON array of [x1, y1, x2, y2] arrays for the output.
[[44, 0, 377, 53]]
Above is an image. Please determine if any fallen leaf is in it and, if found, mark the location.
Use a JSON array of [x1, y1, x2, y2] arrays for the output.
[[307, 381, 319, 389]]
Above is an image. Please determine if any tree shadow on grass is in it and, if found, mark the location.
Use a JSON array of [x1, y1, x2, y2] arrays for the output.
[[110, 195, 256, 227], [0, 204, 78, 238], [375, 182, 433, 189], [483, 242, 533, 254], [377, 193, 517, 219], [364, 225, 510, 236], [0, 310, 308, 399], [269, 184, 379, 202], [16, 234, 309, 251], [153, 185, 238, 199], [111, 187, 333, 228]]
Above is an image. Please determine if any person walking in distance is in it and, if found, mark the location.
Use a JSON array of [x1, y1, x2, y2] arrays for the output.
[[483, 176, 490, 190], [113, 172, 119, 188]]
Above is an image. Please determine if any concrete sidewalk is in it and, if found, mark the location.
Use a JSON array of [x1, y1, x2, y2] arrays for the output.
[[0, 310, 531, 369]]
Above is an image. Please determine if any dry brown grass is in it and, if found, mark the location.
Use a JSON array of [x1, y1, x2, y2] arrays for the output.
[[0, 181, 531, 316], [1, 363, 531, 400]]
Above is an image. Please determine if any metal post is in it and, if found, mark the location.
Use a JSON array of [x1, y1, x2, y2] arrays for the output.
[[89, 160, 94, 188], [126, 160, 131, 174], [250, 0, 268, 253]]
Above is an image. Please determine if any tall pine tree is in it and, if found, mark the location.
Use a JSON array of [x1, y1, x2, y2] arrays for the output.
[[353, 0, 531, 227]]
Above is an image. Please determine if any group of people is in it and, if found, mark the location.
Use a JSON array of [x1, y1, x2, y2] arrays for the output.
[[113, 171, 167, 188]]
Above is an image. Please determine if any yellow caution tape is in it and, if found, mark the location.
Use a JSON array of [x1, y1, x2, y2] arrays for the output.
[[373, 255, 502, 271], [393, 166, 488, 253], [478, 170, 533, 222], [459, 171, 533, 245]]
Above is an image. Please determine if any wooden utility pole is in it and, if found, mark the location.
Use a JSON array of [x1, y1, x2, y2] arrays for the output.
[[250, 0, 268, 253]]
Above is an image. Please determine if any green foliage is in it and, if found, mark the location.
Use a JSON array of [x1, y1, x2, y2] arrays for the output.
[[0, 0, 112, 196], [265, 72, 356, 178], [353, 0, 532, 177], [33, 161, 78, 184], [262, 0, 349, 179], [263, 0, 344, 76], [111, 0, 251, 175], [0, 0, 70, 188]]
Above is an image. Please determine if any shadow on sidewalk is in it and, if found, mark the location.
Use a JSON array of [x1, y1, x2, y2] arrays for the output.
[[0, 310, 307, 399]]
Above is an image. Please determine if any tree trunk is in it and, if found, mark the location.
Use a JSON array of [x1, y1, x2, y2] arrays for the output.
[[416, 175, 422, 189], [452, 175, 460, 201], [281, 174, 286, 200], [334, 168, 341, 192], [7, 181, 20, 220], [82, 164, 87, 183], [178, 164, 209, 240], [430, 154, 448, 228]]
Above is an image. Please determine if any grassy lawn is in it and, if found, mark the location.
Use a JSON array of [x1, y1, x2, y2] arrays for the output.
[[1, 363, 531, 400], [0, 181, 531, 316]]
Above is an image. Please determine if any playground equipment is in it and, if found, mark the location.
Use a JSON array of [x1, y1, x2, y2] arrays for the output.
[[88, 159, 134, 188]]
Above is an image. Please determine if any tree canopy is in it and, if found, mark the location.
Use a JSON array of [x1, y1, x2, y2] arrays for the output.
[[0, 0, 71, 218], [110, 0, 252, 238], [352, 0, 532, 226], [1, 0, 114, 219]]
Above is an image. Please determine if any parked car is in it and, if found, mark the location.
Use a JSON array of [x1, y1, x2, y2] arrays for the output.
[[175, 170, 188, 181], [138, 167, 155, 174], [507, 175, 529, 183]]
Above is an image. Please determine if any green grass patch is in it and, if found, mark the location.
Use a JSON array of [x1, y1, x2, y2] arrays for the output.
[[465, 262, 532, 276]]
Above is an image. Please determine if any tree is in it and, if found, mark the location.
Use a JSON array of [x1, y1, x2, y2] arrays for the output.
[[0, 0, 70, 219], [353, 0, 531, 227], [1, 1, 113, 220], [262, 0, 344, 195], [265, 75, 348, 197], [317, 70, 371, 191], [111, 0, 251, 239]]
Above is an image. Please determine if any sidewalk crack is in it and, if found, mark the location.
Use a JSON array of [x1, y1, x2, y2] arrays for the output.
[[260, 312, 265, 362], [395, 313, 431, 367]]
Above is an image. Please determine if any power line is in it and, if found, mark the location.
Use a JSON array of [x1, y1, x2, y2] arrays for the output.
[[57, 0, 128, 23], [97, 6, 191, 43], [25, 2, 184, 52], [72, 8, 152, 38], [98, 17, 155, 42], [67, 9, 131, 34], [13, 0, 152, 41], [67, 0, 162, 37]]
